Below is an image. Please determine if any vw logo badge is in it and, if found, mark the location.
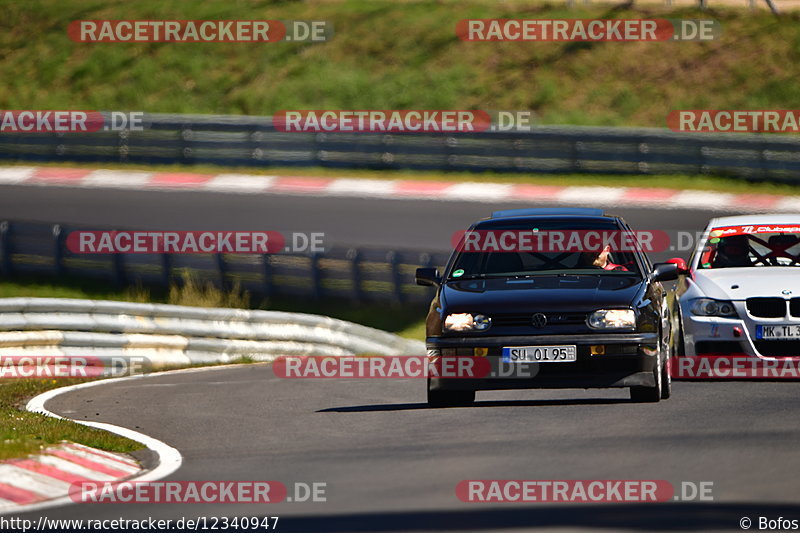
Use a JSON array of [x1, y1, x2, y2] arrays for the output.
[[783, 289, 792, 295], [531, 313, 548, 328]]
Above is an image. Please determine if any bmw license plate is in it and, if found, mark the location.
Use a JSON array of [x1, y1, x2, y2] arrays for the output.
[[502, 345, 577, 363], [756, 324, 800, 340]]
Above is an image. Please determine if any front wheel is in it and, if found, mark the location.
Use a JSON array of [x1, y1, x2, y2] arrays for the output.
[[427, 386, 476, 408], [630, 351, 663, 403], [660, 356, 672, 399]]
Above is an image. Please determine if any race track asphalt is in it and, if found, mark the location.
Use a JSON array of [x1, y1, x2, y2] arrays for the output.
[[13, 364, 800, 532], [4, 182, 798, 532], [0, 183, 719, 260]]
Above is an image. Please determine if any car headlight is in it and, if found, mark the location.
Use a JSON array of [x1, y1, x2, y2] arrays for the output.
[[443, 313, 491, 332], [587, 309, 636, 329], [690, 298, 737, 317]]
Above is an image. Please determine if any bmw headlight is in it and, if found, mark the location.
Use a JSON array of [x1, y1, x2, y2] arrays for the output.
[[444, 313, 491, 332], [690, 298, 737, 317], [587, 309, 636, 329]]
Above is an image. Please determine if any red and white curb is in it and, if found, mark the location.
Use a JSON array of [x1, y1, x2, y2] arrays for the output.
[[0, 442, 140, 512], [1, 166, 798, 212], [0, 373, 186, 515]]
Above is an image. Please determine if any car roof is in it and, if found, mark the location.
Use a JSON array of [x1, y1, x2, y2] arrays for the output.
[[490, 207, 605, 219], [708, 214, 800, 228], [474, 214, 621, 229]]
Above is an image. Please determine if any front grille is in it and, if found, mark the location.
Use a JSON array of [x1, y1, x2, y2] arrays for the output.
[[754, 341, 800, 357], [695, 341, 745, 355], [491, 312, 587, 328], [746, 298, 786, 318], [791, 298, 800, 318]]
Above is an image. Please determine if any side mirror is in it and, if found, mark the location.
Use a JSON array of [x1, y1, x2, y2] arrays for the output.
[[651, 262, 679, 283], [666, 257, 689, 275], [416, 267, 441, 287]]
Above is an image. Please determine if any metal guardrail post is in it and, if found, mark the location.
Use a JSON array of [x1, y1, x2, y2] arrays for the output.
[[309, 252, 322, 300], [386, 251, 404, 303], [215, 253, 228, 290], [161, 253, 172, 287], [107, 229, 126, 286], [347, 248, 362, 302], [112, 250, 126, 286], [420, 252, 433, 270], [0, 221, 11, 277], [180, 125, 193, 165], [52, 224, 65, 276], [262, 253, 273, 299], [117, 129, 130, 163], [572, 140, 582, 173]]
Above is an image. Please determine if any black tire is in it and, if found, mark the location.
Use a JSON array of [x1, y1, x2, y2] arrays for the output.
[[661, 344, 672, 400], [630, 385, 661, 403], [674, 312, 686, 357], [630, 351, 663, 403], [427, 388, 476, 408]]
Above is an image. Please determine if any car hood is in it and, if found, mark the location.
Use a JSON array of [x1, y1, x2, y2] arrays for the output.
[[442, 274, 643, 313], [693, 267, 800, 300]]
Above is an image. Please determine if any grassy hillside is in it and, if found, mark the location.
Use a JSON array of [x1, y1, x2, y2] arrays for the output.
[[1, 1, 799, 127]]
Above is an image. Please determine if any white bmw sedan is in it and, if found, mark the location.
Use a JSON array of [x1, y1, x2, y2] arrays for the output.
[[669, 214, 800, 361]]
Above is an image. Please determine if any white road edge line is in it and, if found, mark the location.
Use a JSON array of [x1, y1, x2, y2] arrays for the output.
[[8, 364, 262, 515]]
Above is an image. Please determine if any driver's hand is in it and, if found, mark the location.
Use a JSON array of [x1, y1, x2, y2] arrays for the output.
[[593, 245, 612, 268]]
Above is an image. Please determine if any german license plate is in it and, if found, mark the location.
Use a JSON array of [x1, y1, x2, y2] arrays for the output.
[[756, 324, 800, 340], [502, 345, 577, 363]]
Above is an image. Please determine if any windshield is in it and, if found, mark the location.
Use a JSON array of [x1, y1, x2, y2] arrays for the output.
[[697, 225, 800, 269], [448, 220, 643, 279]]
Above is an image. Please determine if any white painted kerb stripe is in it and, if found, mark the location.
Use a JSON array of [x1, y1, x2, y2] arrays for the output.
[[0, 167, 36, 184], [82, 170, 155, 189], [204, 174, 276, 192], [326, 178, 397, 197], [443, 182, 514, 201]]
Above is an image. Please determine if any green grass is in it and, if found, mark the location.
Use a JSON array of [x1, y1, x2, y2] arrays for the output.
[[2, 1, 800, 128], [0, 378, 143, 461]]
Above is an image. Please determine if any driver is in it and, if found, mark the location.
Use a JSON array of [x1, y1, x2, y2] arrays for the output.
[[712, 234, 751, 268], [579, 245, 628, 271]]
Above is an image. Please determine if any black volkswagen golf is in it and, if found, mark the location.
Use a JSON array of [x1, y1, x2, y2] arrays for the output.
[[416, 208, 678, 407]]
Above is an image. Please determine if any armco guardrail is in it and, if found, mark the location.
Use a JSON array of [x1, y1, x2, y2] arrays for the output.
[[0, 298, 425, 370], [1, 113, 799, 182], [0, 220, 449, 304]]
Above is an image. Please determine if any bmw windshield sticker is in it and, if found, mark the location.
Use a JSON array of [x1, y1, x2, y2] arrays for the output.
[[452, 269, 465, 277]]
